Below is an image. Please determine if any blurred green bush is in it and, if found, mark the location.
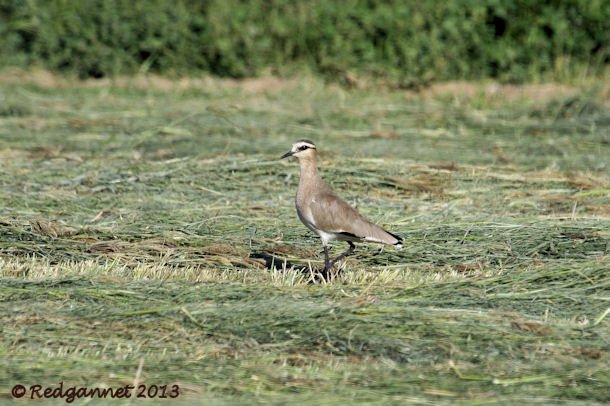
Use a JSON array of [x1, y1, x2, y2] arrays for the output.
[[0, 0, 607, 82]]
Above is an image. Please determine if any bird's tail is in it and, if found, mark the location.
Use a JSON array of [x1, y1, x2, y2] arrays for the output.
[[387, 230, 403, 249]]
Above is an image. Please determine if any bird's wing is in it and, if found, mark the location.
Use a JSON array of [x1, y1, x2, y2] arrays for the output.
[[309, 190, 401, 245]]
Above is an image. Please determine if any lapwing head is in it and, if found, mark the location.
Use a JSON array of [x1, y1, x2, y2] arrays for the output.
[[280, 140, 317, 160]]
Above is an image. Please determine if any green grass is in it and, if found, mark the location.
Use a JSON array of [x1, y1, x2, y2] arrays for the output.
[[0, 71, 609, 404]]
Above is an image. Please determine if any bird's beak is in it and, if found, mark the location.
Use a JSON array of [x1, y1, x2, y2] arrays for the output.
[[280, 151, 294, 159]]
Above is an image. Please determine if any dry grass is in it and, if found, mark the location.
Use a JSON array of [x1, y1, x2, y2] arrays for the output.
[[0, 71, 609, 404]]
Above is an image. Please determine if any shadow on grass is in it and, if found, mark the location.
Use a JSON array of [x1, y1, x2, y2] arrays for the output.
[[249, 251, 343, 283]]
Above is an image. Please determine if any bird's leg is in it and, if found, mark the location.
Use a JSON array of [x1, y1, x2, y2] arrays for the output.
[[323, 245, 331, 271], [328, 242, 356, 270]]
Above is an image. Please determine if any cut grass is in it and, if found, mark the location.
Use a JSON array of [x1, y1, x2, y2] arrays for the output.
[[0, 71, 609, 404]]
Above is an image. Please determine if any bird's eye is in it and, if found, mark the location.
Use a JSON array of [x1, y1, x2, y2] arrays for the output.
[[298, 145, 309, 151]]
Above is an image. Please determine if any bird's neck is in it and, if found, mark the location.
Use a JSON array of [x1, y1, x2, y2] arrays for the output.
[[297, 157, 323, 190]]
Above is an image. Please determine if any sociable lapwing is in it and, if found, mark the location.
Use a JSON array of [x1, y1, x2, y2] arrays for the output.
[[281, 140, 402, 272]]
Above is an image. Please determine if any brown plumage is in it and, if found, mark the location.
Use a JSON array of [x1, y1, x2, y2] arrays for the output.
[[281, 140, 402, 272]]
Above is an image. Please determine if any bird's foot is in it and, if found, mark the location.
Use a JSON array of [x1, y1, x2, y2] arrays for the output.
[[309, 242, 354, 283], [306, 263, 341, 284], [316, 267, 341, 283]]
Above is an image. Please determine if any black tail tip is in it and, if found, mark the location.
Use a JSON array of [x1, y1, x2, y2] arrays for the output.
[[388, 231, 403, 242]]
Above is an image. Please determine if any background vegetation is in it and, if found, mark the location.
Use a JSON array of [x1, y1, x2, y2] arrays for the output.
[[1, 0, 608, 83]]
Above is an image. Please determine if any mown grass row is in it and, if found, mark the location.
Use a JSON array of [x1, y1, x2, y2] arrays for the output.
[[0, 73, 608, 403]]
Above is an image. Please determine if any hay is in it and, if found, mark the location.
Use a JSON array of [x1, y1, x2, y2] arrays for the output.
[[0, 76, 608, 403]]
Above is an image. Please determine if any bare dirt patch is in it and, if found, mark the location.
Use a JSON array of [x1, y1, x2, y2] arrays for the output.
[[3, 68, 607, 104]]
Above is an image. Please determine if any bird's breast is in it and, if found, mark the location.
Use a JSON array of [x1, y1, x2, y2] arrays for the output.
[[295, 196, 317, 231]]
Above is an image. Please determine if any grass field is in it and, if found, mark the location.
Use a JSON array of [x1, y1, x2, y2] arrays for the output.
[[1, 70, 609, 404]]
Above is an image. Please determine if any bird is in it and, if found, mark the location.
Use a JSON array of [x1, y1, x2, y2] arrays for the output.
[[281, 139, 402, 273]]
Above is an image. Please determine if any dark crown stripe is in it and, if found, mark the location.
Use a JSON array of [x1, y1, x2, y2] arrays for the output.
[[297, 139, 316, 147]]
